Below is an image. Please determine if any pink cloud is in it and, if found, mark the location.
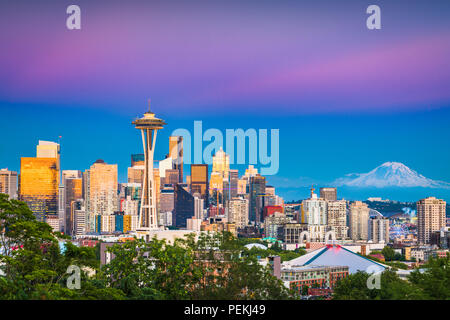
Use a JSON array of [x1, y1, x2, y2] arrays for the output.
[[199, 33, 450, 113]]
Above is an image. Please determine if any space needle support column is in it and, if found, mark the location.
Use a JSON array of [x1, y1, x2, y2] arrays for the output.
[[150, 129, 158, 227], [139, 129, 147, 228]]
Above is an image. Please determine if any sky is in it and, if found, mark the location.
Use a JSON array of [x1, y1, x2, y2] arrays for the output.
[[1, 0, 450, 201]]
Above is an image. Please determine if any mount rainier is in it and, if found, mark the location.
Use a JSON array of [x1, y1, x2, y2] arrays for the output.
[[334, 162, 450, 188]]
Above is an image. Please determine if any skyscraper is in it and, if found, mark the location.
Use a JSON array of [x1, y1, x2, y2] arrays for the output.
[[128, 154, 145, 185], [237, 178, 248, 195], [302, 187, 328, 241], [320, 187, 337, 201], [249, 175, 266, 224], [209, 147, 229, 198], [132, 104, 166, 231], [212, 147, 230, 180], [169, 136, 183, 183], [159, 156, 174, 184], [20, 158, 58, 222], [36, 140, 60, 177], [0, 168, 18, 199], [302, 188, 327, 225], [84, 160, 118, 232], [153, 168, 161, 214], [20, 141, 60, 222], [349, 201, 370, 241], [127, 166, 144, 184], [417, 197, 446, 244], [164, 169, 180, 185], [194, 195, 204, 220], [73, 200, 86, 236], [63, 170, 83, 235], [368, 216, 390, 243], [160, 185, 175, 214], [327, 200, 348, 239], [227, 197, 249, 229], [229, 169, 239, 199], [190, 164, 209, 208], [244, 165, 258, 178], [173, 183, 194, 228], [210, 171, 224, 195]]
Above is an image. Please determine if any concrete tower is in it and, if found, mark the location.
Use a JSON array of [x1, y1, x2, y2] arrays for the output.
[[132, 101, 166, 230]]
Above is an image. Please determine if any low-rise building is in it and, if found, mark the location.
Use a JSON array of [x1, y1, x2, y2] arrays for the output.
[[410, 246, 435, 262], [281, 265, 349, 294], [46, 215, 60, 232], [283, 223, 309, 244], [187, 218, 203, 231], [264, 212, 291, 240], [201, 217, 237, 236]]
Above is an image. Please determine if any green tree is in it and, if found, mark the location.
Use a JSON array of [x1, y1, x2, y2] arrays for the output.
[[393, 253, 404, 261], [102, 234, 204, 300], [381, 246, 395, 261], [0, 194, 67, 299], [0, 194, 123, 300], [333, 270, 425, 300], [190, 232, 297, 300], [408, 254, 450, 299]]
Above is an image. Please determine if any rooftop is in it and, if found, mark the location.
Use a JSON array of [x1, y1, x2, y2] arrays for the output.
[[284, 245, 387, 274]]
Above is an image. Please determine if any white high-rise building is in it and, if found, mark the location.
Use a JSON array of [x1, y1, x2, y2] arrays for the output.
[[194, 195, 204, 219], [327, 200, 348, 240], [58, 184, 65, 232], [83, 160, 118, 233], [187, 218, 202, 231], [227, 197, 249, 229], [159, 157, 174, 180], [74, 208, 86, 236], [237, 178, 248, 195], [369, 216, 390, 243], [212, 147, 230, 180], [349, 201, 370, 241], [302, 190, 327, 226], [302, 188, 328, 242], [158, 211, 172, 227], [274, 195, 284, 206], [417, 197, 446, 244]]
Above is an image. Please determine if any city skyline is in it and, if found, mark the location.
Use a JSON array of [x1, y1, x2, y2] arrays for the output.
[[3, 125, 450, 204]]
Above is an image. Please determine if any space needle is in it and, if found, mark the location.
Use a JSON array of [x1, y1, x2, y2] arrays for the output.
[[132, 100, 166, 231]]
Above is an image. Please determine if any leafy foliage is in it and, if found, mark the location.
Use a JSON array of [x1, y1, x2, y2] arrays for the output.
[[408, 254, 450, 299], [332, 270, 425, 300], [0, 195, 297, 300], [2, 194, 448, 300], [381, 246, 396, 261], [0, 194, 123, 299], [333, 255, 450, 300]]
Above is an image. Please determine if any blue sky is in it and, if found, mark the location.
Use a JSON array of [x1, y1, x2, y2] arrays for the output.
[[2, 103, 450, 202]]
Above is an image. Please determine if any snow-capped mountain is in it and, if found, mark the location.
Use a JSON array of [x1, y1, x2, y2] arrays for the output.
[[334, 162, 450, 188]]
